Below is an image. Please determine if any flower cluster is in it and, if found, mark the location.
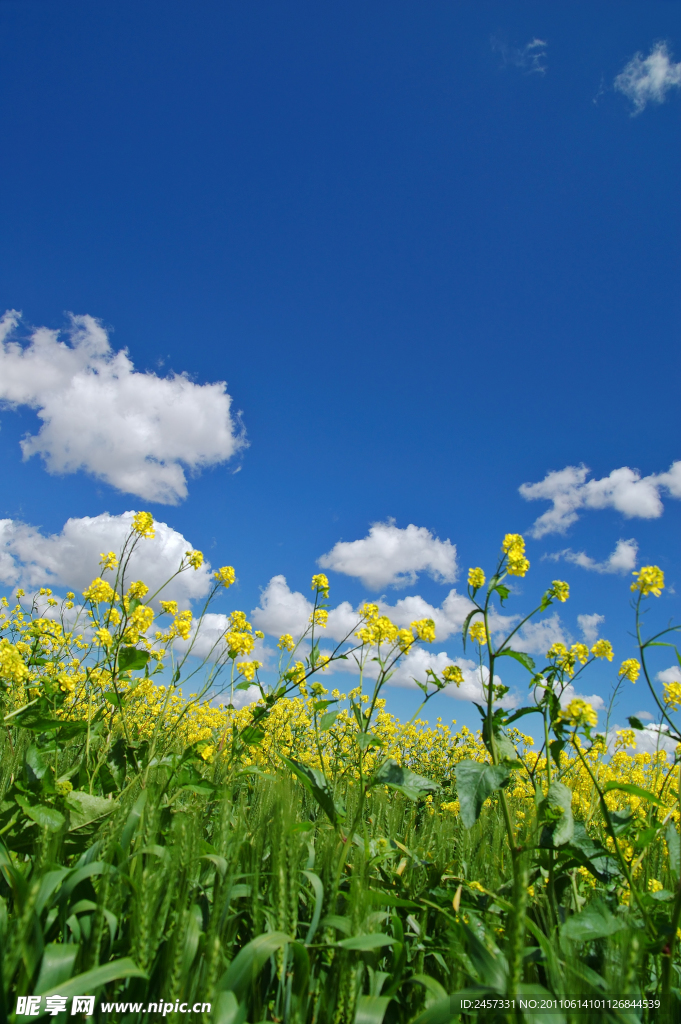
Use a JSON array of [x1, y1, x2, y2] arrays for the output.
[[502, 533, 530, 577]]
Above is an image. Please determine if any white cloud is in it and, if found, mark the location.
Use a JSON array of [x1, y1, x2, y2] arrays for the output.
[[251, 575, 359, 643], [607, 723, 676, 757], [493, 36, 548, 75], [615, 42, 681, 115], [318, 520, 458, 590], [559, 684, 605, 712], [516, 613, 566, 656], [520, 462, 681, 537], [545, 539, 638, 575], [577, 613, 605, 644], [0, 512, 211, 608], [0, 311, 244, 503], [658, 666, 681, 686]]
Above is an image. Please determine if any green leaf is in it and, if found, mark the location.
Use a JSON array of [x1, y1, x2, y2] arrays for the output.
[[370, 759, 438, 800], [25, 744, 50, 782], [24, 804, 66, 832], [118, 646, 150, 672], [38, 958, 147, 1001], [628, 716, 645, 731], [320, 710, 340, 731], [366, 891, 419, 908], [493, 583, 510, 603], [240, 726, 265, 746], [410, 996, 458, 1024], [337, 933, 395, 950], [602, 781, 665, 807], [496, 649, 536, 673], [561, 901, 625, 943], [281, 756, 342, 824], [461, 609, 477, 650], [218, 931, 291, 999], [65, 792, 115, 831], [103, 692, 125, 707], [302, 870, 324, 944], [356, 732, 383, 750], [354, 995, 391, 1023], [667, 822, 680, 878], [35, 944, 79, 994], [454, 760, 510, 828], [539, 782, 574, 848], [212, 992, 247, 1024]]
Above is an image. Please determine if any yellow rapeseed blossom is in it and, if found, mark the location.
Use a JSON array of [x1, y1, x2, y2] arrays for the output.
[[160, 600, 178, 616], [443, 665, 464, 686], [572, 643, 589, 665], [502, 533, 529, 577], [95, 628, 113, 648], [615, 729, 636, 751], [397, 628, 415, 653], [619, 658, 641, 683], [229, 611, 252, 632], [469, 621, 487, 646], [663, 681, 681, 712], [132, 511, 155, 538], [214, 566, 236, 588], [507, 554, 530, 577], [0, 639, 30, 686], [502, 534, 525, 555], [631, 565, 664, 597], [311, 609, 328, 628], [411, 618, 436, 643], [468, 568, 485, 590], [237, 660, 261, 682], [278, 634, 295, 651], [100, 551, 118, 571], [186, 549, 203, 570], [311, 573, 330, 594], [552, 580, 570, 603], [83, 578, 116, 605], [171, 610, 193, 641], [591, 639, 614, 661], [356, 616, 398, 647], [127, 580, 149, 600], [560, 698, 597, 729], [224, 629, 254, 655], [291, 661, 306, 685]]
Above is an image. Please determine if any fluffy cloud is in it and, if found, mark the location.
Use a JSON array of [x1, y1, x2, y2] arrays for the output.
[[251, 575, 358, 643], [0, 311, 244, 503], [559, 684, 605, 712], [493, 36, 548, 75], [545, 539, 638, 575], [516, 613, 566, 656], [318, 521, 457, 590], [520, 463, 681, 537], [0, 512, 211, 607], [615, 42, 681, 115], [607, 723, 676, 757], [385, 648, 512, 705], [577, 613, 605, 644], [658, 666, 681, 686]]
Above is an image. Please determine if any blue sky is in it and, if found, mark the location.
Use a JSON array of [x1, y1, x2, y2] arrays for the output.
[[0, 1, 680, 741]]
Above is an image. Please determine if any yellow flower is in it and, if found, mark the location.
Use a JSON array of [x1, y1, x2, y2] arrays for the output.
[[360, 603, 379, 620], [127, 605, 154, 635], [171, 610, 193, 641], [649, 878, 663, 893], [132, 511, 155, 538], [291, 661, 306, 685], [507, 555, 530, 577], [100, 551, 118, 571], [615, 729, 636, 751], [66, 592, 74, 601], [160, 600, 178, 616], [469, 621, 487, 646], [560, 698, 597, 729], [186, 550, 204, 570], [663, 681, 681, 712], [468, 568, 485, 590], [443, 665, 464, 686], [591, 639, 614, 661], [631, 565, 664, 597], [551, 580, 569, 603], [214, 565, 235, 588], [311, 609, 328, 628], [502, 533, 525, 555], [237, 660, 261, 682], [95, 628, 113, 648], [255, 630, 264, 639], [619, 658, 640, 683], [83, 578, 116, 605], [311, 573, 330, 595], [199, 745, 215, 761], [502, 534, 529, 576], [16, 588, 25, 598], [356, 616, 398, 646], [39, 588, 52, 596], [571, 643, 589, 665], [0, 638, 30, 685], [224, 629, 254, 655], [127, 580, 149, 600], [229, 611, 251, 632], [278, 634, 295, 651], [411, 618, 436, 643], [397, 628, 415, 653]]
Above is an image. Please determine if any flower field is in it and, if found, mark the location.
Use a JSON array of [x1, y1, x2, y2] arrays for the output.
[[1, 515, 680, 1022]]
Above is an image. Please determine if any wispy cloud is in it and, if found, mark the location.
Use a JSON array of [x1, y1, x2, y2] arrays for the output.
[[544, 539, 638, 575], [492, 36, 548, 75], [0, 311, 245, 503], [519, 463, 681, 537], [615, 42, 681, 115], [577, 613, 605, 645]]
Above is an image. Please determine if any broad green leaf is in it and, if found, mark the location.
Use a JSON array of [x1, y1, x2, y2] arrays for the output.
[[366, 891, 418, 908], [409, 974, 448, 1005], [497, 649, 536, 673], [454, 760, 510, 828], [602, 781, 665, 807], [282, 756, 342, 824], [354, 995, 391, 1023], [356, 732, 383, 750], [212, 991, 247, 1024], [38, 958, 146, 1000], [218, 931, 291, 999], [25, 804, 65, 832], [370, 759, 438, 800], [240, 726, 265, 746], [35, 944, 79, 994], [628, 716, 645, 731], [25, 744, 49, 781], [539, 782, 574, 848], [118, 646, 150, 672], [201, 854, 228, 877], [103, 692, 125, 707], [320, 710, 340, 731], [337, 933, 395, 950], [66, 791, 115, 830], [667, 822, 680, 877], [561, 902, 625, 943]]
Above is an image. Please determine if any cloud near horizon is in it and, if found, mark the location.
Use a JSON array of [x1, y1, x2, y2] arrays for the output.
[[520, 462, 681, 537], [0, 311, 245, 503], [544, 538, 638, 575], [615, 42, 681, 115], [318, 520, 458, 590]]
